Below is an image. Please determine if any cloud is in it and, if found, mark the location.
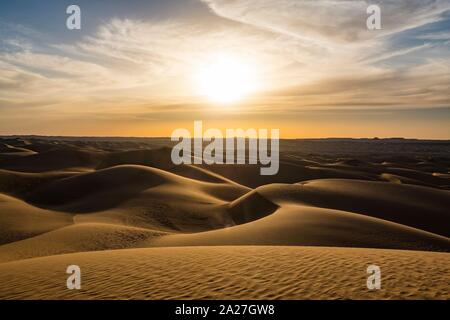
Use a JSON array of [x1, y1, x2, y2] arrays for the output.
[[270, 61, 450, 108], [1, 17, 298, 105], [200, 0, 450, 68], [199, 0, 450, 108], [363, 43, 433, 64], [416, 31, 450, 40], [0, 0, 449, 132], [201, 0, 450, 43]]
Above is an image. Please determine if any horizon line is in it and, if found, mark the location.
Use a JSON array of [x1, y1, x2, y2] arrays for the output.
[[1, 134, 450, 142]]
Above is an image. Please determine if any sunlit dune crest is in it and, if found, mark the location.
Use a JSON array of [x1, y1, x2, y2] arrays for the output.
[[0, 137, 449, 299], [0, 0, 449, 302]]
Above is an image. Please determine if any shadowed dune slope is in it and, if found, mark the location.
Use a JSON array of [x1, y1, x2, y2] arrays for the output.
[[0, 137, 449, 295], [0, 144, 35, 156], [0, 223, 165, 263], [227, 190, 279, 225], [200, 161, 380, 188], [0, 169, 77, 199], [264, 179, 450, 237], [200, 155, 450, 189], [27, 165, 249, 213], [98, 147, 254, 185], [150, 204, 450, 252], [97, 148, 173, 170], [0, 149, 104, 172], [14, 165, 251, 234], [0, 194, 73, 245], [149, 179, 450, 251], [0, 246, 448, 300]]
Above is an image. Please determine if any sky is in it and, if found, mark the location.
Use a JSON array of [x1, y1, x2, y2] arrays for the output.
[[0, 0, 449, 138]]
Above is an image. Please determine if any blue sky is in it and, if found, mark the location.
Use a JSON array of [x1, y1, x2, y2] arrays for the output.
[[0, 0, 211, 43], [0, 0, 449, 138]]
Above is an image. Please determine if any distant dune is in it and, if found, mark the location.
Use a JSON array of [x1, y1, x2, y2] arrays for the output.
[[0, 137, 448, 300]]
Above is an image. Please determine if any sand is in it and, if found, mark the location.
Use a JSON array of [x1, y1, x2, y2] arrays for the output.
[[0, 137, 448, 300], [0, 193, 73, 245], [0, 246, 448, 300]]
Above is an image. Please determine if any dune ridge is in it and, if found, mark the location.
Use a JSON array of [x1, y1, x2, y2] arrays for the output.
[[0, 137, 449, 300]]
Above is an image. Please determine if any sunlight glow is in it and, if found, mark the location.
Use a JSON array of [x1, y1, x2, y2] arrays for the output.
[[195, 54, 258, 104]]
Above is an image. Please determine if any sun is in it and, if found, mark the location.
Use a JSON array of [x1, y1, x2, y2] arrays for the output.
[[195, 54, 258, 104]]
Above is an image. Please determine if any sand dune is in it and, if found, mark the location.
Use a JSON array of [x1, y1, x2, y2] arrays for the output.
[[0, 148, 104, 173], [382, 166, 449, 187], [199, 161, 379, 188], [0, 223, 164, 263], [287, 180, 450, 237], [97, 147, 174, 170], [227, 190, 279, 225], [0, 193, 72, 245], [27, 165, 248, 212], [0, 137, 449, 300], [150, 204, 450, 252], [19, 164, 249, 234], [0, 144, 36, 156], [218, 180, 450, 237], [0, 169, 77, 199], [0, 246, 448, 300]]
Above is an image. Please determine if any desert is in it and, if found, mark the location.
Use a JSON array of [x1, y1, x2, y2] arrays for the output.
[[0, 136, 448, 300]]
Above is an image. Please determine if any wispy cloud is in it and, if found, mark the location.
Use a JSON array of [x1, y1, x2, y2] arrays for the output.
[[202, 0, 450, 42], [417, 31, 450, 40], [0, 0, 449, 136]]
